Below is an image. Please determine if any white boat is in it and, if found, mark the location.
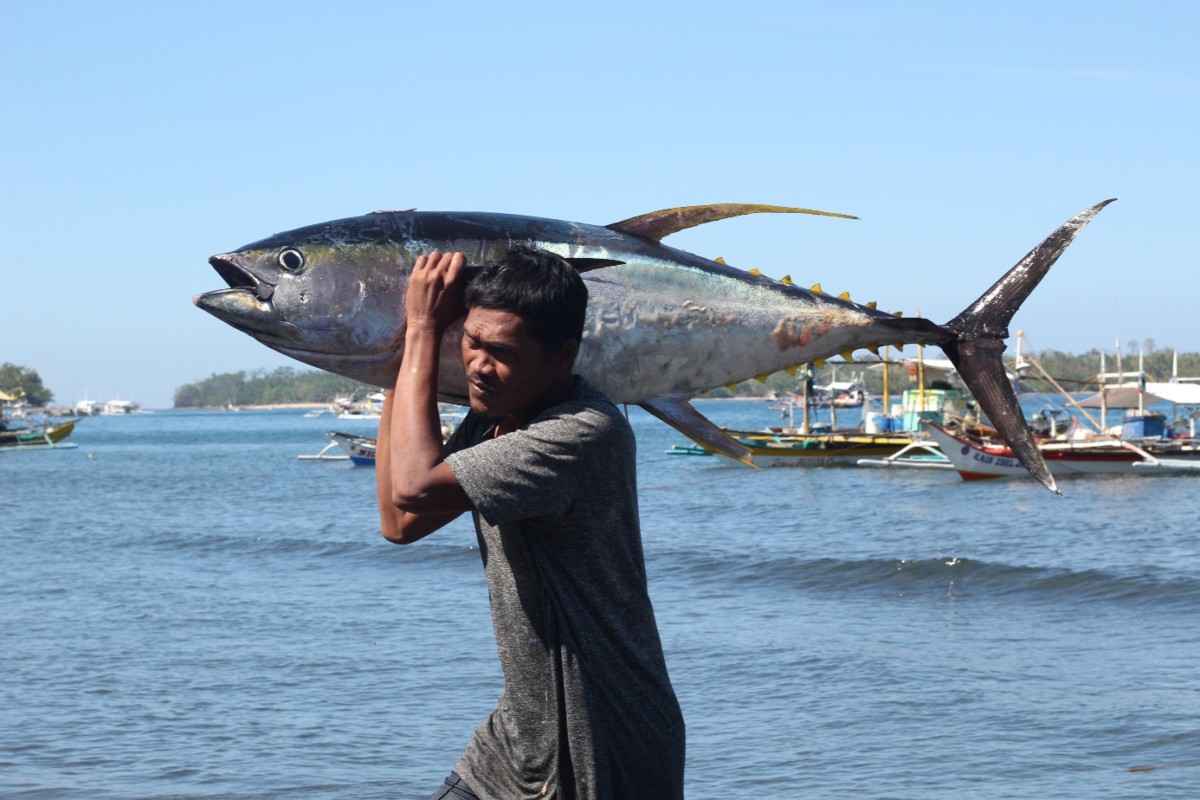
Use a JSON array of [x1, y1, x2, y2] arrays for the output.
[[298, 410, 462, 466], [925, 421, 1200, 481], [330, 431, 377, 465], [74, 398, 102, 416], [101, 399, 140, 415], [857, 438, 951, 470], [331, 391, 386, 420], [294, 431, 375, 464]]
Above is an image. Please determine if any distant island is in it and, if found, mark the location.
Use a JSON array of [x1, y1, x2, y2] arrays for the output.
[[173, 367, 374, 408], [171, 345, 1200, 408]]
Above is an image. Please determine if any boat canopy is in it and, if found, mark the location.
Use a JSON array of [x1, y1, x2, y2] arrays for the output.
[[1146, 382, 1200, 405], [1078, 382, 1200, 409], [1077, 386, 1166, 409]]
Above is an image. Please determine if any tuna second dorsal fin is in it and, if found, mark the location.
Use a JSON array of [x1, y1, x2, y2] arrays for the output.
[[607, 203, 858, 243]]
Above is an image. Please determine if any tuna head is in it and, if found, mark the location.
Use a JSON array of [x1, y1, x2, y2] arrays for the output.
[[193, 221, 413, 387]]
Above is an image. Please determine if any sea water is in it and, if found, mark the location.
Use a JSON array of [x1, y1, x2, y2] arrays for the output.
[[2, 401, 1198, 799]]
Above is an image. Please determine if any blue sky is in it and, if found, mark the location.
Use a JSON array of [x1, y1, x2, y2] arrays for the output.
[[2, 1, 1196, 409]]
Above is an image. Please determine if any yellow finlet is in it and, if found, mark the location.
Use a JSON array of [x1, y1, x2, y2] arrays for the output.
[[715, 257, 727, 265], [810, 282, 823, 293], [866, 345, 880, 357], [780, 275, 793, 286], [748, 268, 762, 276], [838, 291, 851, 300], [785, 365, 798, 376], [813, 358, 825, 369], [755, 374, 769, 383], [867, 301, 877, 309], [840, 350, 855, 362], [725, 382, 739, 392]]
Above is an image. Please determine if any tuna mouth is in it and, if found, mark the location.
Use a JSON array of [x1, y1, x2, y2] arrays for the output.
[[208, 254, 275, 301], [194, 254, 280, 339]]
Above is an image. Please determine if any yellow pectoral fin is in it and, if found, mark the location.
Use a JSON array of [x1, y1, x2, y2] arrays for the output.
[[640, 396, 757, 467]]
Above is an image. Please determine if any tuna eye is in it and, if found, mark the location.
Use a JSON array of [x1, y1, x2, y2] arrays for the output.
[[278, 249, 305, 272]]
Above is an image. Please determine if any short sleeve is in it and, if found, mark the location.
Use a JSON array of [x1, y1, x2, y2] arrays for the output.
[[445, 402, 614, 527]]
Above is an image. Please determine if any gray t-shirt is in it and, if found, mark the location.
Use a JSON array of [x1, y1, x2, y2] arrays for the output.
[[444, 379, 685, 800]]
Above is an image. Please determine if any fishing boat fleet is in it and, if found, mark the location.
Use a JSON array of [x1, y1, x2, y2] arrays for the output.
[[294, 344, 1200, 485], [667, 344, 1200, 483], [8, 344, 1199, 486]]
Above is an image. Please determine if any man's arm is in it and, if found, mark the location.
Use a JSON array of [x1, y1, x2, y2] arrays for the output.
[[375, 387, 463, 544], [374, 251, 474, 544]]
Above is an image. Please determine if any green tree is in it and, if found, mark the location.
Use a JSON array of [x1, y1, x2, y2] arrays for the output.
[[173, 367, 374, 407], [0, 363, 53, 406]]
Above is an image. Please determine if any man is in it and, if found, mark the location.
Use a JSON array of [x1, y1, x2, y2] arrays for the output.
[[376, 249, 685, 800]]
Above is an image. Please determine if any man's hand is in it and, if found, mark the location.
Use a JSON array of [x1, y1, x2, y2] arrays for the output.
[[406, 250, 467, 336]]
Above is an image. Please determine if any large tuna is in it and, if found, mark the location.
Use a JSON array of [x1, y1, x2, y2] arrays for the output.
[[194, 200, 1115, 494]]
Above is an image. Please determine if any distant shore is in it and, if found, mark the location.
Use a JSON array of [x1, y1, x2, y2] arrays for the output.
[[174, 396, 776, 412]]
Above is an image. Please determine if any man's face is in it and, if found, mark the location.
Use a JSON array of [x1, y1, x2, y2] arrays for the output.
[[460, 307, 573, 422]]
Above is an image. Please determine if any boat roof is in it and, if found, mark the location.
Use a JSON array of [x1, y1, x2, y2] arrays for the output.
[[1077, 386, 1165, 408], [1076, 382, 1200, 409], [1146, 381, 1200, 405]]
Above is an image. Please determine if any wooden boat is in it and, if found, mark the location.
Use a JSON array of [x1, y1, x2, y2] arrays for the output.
[[925, 421, 1200, 481], [0, 419, 78, 451], [668, 378, 970, 467], [719, 428, 920, 467]]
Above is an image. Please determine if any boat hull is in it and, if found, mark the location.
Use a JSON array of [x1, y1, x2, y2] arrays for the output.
[[0, 419, 77, 451], [926, 422, 1200, 480], [676, 429, 920, 467]]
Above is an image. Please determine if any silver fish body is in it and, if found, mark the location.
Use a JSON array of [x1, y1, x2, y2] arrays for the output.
[[195, 202, 1114, 492]]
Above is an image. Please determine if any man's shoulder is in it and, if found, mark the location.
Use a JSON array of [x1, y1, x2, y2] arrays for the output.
[[550, 379, 628, 430]]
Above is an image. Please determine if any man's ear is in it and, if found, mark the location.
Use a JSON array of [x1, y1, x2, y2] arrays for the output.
[[555, 338, 580, 372]]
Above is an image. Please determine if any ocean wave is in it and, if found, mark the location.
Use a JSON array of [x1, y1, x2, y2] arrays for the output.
[[658, 551, 1200, 609]]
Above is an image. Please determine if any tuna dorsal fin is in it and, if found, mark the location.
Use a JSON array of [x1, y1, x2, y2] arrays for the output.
[[607, 203, 858, 243], [640, 395, 757, 467]]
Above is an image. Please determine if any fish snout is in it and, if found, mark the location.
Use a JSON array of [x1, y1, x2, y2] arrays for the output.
[[208, 254, 276, 301]]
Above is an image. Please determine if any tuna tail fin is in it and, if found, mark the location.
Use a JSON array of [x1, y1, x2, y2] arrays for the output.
[[941, 199, 1116, 494]]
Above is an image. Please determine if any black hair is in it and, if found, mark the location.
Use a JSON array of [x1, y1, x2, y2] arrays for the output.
[[464, 249, 588, 352]]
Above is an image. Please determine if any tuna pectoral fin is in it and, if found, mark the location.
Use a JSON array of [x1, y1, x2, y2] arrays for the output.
[[608, 203, 857, 244], [464, 258, 623, 279], [640, 396, 756, 467], [942, 199, 1116, 495]]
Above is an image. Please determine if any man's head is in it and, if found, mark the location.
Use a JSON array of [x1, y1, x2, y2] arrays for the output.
[[464, 249, 588, 353], [460, 250, 588, 423]]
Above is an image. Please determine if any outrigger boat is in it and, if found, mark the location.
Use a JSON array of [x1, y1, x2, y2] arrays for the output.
[[856, 437, 952, 471], [668, 349, 971, 467], [330, 431, 376, 466], [0, 418, 79, 452], [863, 338, 1200, 481], [296, 430, 376, 464], [298, 409, 461, 466], [925, 420, 1200, 480]]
